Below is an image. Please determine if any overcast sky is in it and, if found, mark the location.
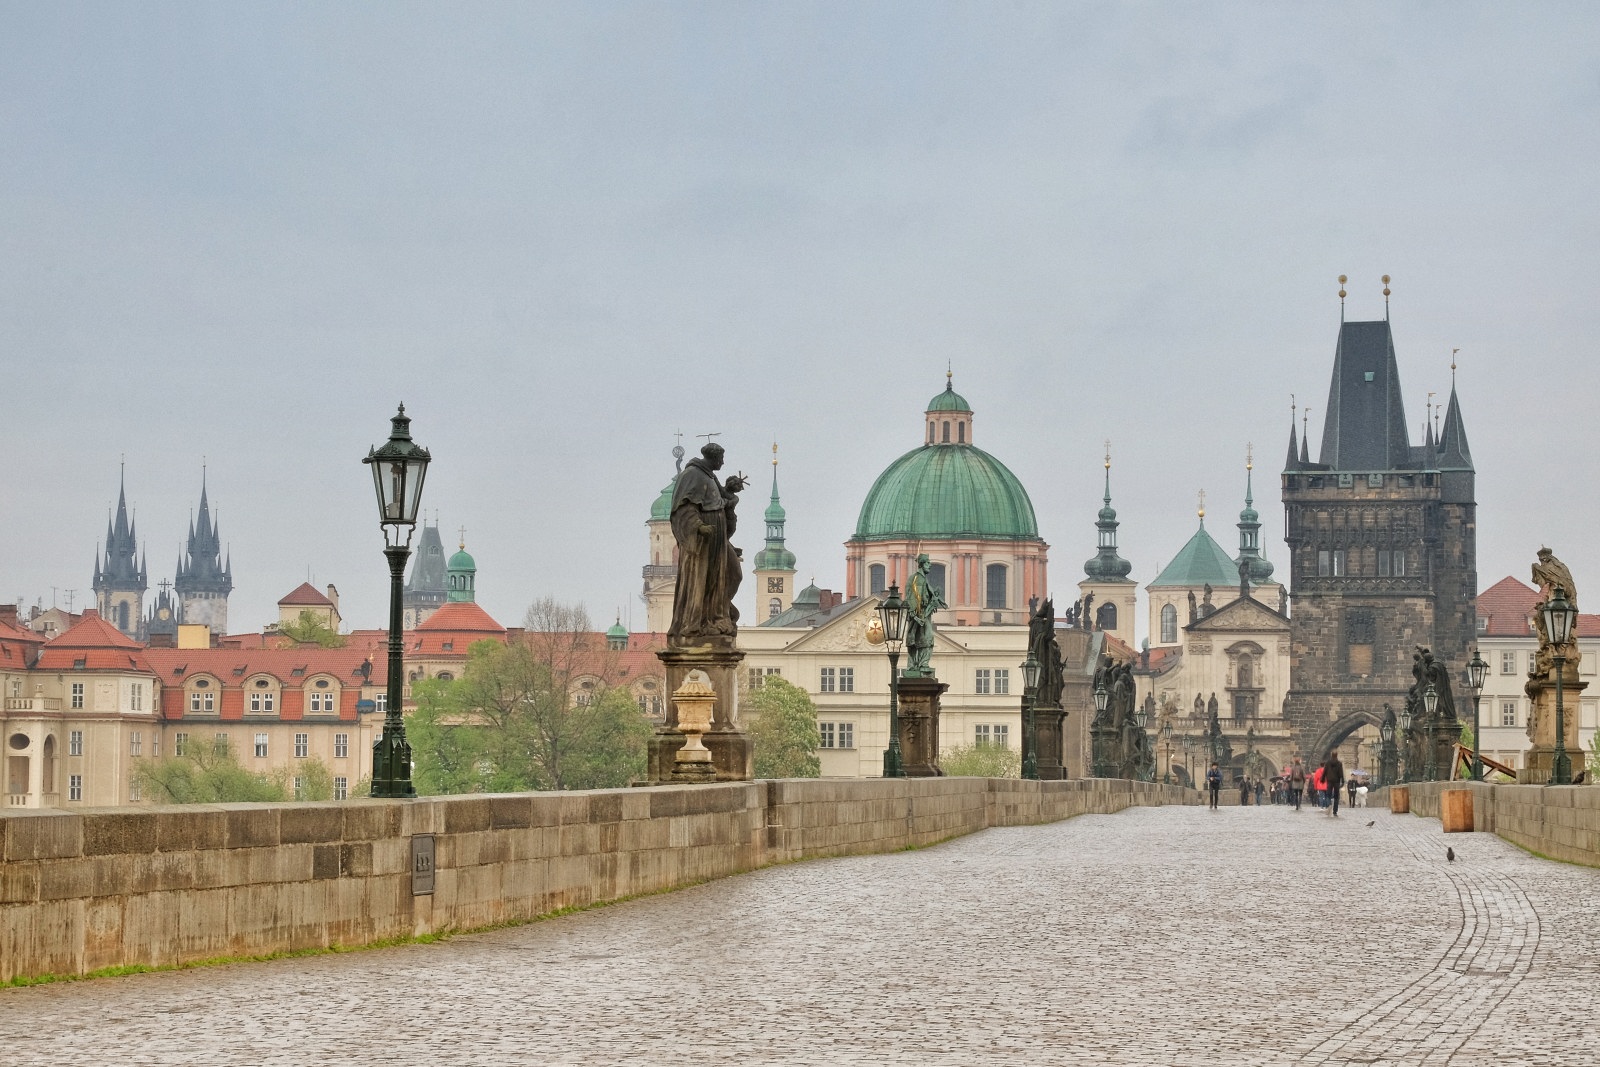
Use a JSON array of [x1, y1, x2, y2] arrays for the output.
[[4, 3, 1597, 644]]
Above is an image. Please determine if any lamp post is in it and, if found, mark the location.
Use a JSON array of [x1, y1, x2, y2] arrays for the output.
[[363, 404, 431, 799], [1161, 718, 1173, 786], [1020, 653, 1040, 780], [1092, 682, 1109, 777], [1423, 682, 1439, 782], [1467, 648, 1488, 782], [1397, 701, 1413, 784], [1545, 586, 1577, 785], [879, 584, 908, 779], [1379, 716, 1396, 788]]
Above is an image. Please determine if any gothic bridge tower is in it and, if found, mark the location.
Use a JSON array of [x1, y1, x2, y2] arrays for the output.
[[1281, 281, 1477, 759]]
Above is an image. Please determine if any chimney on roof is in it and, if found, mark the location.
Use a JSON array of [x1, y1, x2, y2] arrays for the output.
[[0, 604, 16, 625]]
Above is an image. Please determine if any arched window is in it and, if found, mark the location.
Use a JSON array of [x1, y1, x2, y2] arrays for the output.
[[118, 602, 130, 632], [1095, 602, 1118, 631], [869, 564, 886, 595], [957, 421, 966, 443], [928, 421, 935, 443], [768, 598, 781, 618], [928, 563, 947, 598], [985, 564, 1007, 609], [942, 421, 950, 443], [1160, 604, 1177, 644]]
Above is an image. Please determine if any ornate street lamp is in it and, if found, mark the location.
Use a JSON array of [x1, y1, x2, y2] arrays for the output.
[[363, 404, 431, 799], [1160, 718, 1173, 786], [878, 584, 908, 779], [1092, 682, 1110, 778], [1397, 700, 1413, 784], [1544, 586, 1577, 785], [1020, 653, 1040, 780], [1467, 648, 1488, 782], [1423, 682, 1439, 782]]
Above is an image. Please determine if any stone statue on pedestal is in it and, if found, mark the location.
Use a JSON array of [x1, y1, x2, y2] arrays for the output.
[[1028, 598, 1065, 709], [903, 553, 946, 678]]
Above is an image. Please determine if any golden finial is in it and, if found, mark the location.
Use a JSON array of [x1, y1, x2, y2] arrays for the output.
[[1382, 274, 1391, 295], [946, 360, 953, 384], [1103, 439, 1112, 469], [1246, 442, 1254, 471], [772, 441, 779, 467], [1338, 274, 1347, 299], [1451, 347, 1459, 386], [1197, 489, 1206, 520], [458, 525, 467, 551]]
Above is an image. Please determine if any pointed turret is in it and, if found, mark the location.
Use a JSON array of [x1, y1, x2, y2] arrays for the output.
[[174, 470, 231, 633], [1317, 320, 1414, 471], [1078, 444, 1136, 646], [1437, 384, 1472, 470], [1235, 447, 1274, 586], [92, 467, 147, 636], [1284, 410, 1300, 472], [753, 443, 798, 621], [403, 521, 448, 627]]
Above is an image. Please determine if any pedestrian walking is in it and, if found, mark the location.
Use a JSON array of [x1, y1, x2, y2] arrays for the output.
[[1356, 783, 1369, 808], [1239, 777, 1250, 806], [1347, 777, 1358, 808], [1325, 752, 1346, 817], [1206, 762, 1222, 810], [1254, 780, 1265, 806], [1289, 758, 1306, 811]]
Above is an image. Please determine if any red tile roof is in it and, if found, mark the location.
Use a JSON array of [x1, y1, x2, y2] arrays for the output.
[[143, 646, 377, 683], [1477, 575, 1600, 639], [34, 610, 154, 673], [416, 601, 505, 634], [278, 582, 335, 607]]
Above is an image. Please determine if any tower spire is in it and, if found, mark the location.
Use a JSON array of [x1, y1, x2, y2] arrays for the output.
[[1236, 443, 1273, 587], [1083, 443, 1132, 583], [1285, 395, 1300, 470]]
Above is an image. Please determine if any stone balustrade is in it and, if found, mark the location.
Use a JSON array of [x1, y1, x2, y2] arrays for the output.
[[0, 778, 1193, 983]]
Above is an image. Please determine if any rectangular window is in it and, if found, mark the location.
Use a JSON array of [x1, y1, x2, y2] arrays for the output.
[[1501, 651, 1517, 675], [335, 733, 349, 759], [293, 776, 305, 800], [175, 732, 189, 756], [838, 667, 854, 693], [374, 693, 387, 713], [975, 724, 992, 746], [254, 733, 268, 758], [69, 730, 83, 756], [152, 735, 160, 759], [975, 669, 991, 695], [130, 684, 143, 711], [213, 732, 229, 755], [837, 722, 853, 749], [294, 733, 309, 758], [819, 667, 836, 693], [1501, 701, 1517, 727], [68, 774, 82, 802], [1583, 653, 1596, 677], [129, 779, 141, 803], [819, 722, 836, 748], [334, 776, 348, 801], [250, 692, 262, 713], [1332, 550, 1346, 577], [1318, 550, 1331, 577], [71, 682, 84, 709], [130, 731, 142, 756], [190, 691, 202, 713], [994, 724, 1010, 748], [1378, 551, 1391, 577], [994, 669, 1010, 696], [1392, 550, 1405, 577]]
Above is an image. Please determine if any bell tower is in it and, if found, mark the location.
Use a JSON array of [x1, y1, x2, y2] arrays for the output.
[[752, 443, 798, 622]]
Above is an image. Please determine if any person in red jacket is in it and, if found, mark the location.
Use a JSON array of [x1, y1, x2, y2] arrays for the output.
[[1310, 764, 1327, 809]]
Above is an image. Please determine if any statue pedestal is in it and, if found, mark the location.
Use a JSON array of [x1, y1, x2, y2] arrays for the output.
[[1089, 723, 1118, 778], [896, 674, 947, 777], [1030, 703, 1067, 780], [1518, 670, 1588, 784], [647, 646, 753, 784]]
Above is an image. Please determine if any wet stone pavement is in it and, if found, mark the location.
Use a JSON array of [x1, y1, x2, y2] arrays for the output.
[[4, 803, 1599, 1066]]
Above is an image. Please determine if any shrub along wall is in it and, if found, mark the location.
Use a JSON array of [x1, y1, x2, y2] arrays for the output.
[[0, 777, 1191, 983]]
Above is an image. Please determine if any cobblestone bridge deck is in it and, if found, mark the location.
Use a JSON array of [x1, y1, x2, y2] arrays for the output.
[[5, 804, 1598, 1066]]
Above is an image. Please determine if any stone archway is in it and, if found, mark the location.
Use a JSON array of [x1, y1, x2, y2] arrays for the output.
[[1306, 708, 1383, 765]]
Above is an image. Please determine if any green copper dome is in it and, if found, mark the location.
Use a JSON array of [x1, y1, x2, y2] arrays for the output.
[[606, 620, 628, 640], [448, 546, 475, 571], [854, 445, 1039, 541], [649, 479, 674, 521], [926, 380, 972, 412]]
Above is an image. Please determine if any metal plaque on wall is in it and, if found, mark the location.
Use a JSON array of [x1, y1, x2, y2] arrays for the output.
[[411, 834, 436, 895]]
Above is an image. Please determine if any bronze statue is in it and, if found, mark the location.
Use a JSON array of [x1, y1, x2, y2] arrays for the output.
[[903, 553, 946, 677], [667, 443, 748, 649]]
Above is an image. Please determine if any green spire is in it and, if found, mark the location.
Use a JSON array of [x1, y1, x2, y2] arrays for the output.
[[1235, 446, 1274, 585], [753, 443, 796, 572], [1084, 443, 1132, 582]]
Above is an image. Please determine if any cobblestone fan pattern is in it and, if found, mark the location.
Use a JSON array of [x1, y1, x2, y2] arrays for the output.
[[4, 805, 1598, 1065]]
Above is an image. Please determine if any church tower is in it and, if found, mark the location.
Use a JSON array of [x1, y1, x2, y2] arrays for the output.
[[446, 537, 478, 603], [752, 443, 798, 621], [642, 443, 682, 634], [174, 472, 233, 635], [93, 468, 147, 637], [404, 520, 448, 627], [1234, 446, 1276, 592], [1078, 444, 1136, 646], [1281, 280, 1477, 758]]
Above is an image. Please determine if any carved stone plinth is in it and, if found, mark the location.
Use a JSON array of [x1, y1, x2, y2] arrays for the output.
[[1089, 723, 1118, 778], [1518, 669, 1588, 784], [896, 674, 947, 777], [646, 646, 752, 784], [1030, 704, 1067, 780]]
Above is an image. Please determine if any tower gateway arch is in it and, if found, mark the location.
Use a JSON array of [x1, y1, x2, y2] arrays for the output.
[[1281, 299, 1477, 763]]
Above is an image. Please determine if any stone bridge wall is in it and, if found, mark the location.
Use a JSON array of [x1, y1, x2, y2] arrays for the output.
[[0, 778, 1193, 983], [1376, 782, 1600, 867]]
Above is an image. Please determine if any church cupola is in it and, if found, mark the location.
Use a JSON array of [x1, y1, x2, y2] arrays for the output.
[[1083, 444, 1133, 583], [752, 443, 798, 620], [447, 537, 477, 603], [924, 370, 974, 446], [1235, 445, 1274, 586]]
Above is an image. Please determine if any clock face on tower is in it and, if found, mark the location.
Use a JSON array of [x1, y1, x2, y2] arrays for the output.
[[158, 608, 171, 620], [767, 577, 783, 592]]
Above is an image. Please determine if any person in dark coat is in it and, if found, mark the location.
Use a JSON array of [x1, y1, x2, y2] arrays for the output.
[[1206, 762, 1222, 809], [1324, 752, 1346, 817]]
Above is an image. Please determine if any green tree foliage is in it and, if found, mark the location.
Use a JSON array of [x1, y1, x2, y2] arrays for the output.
[[134, 739, 289, 803], [1588, 730, 1600, 781], [409, 599, 652, 793], [745, 676, 821, 779], [277, 609, 346, 648], [939, 742, 1020, 779], [292, 757, 335, 801]]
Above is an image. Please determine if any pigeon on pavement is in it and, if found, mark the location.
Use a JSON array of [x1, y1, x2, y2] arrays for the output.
[[1447, 847, 1456, 862]]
